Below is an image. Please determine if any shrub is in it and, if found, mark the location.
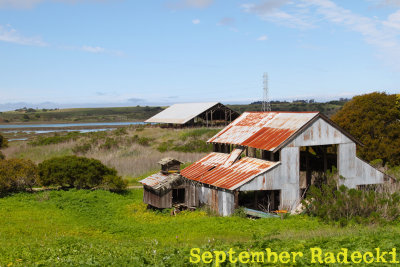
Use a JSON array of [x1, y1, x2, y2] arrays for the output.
[[38, 156, 126, 190], [100, 137, 119, 150], [0, 134, 8, 149], [114, 128, 127, 136], [173, 139, 212, 153], [29, 132, 81, 146], [0, 159, 38, 195], [130, 135, 153, 146], [98, 174, 128, 192], [303, 178, 400, 224], [72, 143, 92, 154]]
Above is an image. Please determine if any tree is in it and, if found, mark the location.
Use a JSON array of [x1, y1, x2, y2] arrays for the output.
[[0, 134, 7, 159], [331, 92, 400, 165], [0, 159, 38, 195], [38, 155, 127, 191]]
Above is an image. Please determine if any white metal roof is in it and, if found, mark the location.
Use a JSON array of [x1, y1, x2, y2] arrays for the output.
[[145, 102, 220, 124]]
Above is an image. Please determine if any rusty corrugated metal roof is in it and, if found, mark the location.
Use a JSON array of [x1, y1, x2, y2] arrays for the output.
[[208, 112, 319, 151], [145, 102, 219, 124], [181, 152, 280, 190], [139, 172, 170, 187], [223, 148, 243, 166]]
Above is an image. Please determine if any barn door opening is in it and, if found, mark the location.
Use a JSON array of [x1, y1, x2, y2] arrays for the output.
[[172, 188, 185, 204], [299, 145, 338, 197], [238, 190, 280, 212]]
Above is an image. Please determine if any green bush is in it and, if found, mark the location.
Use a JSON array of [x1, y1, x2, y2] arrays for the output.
[[38, 156, 126, 190], [99, 174, 128, 192], [29, 132, 81, 146], [179, 128, 220, 141], [303, 179, 400, 224], [173, 139, 212, 153], [130, 135, 153, 146], [0, 134, 8, 149], [0, 158, 38, 195], [72, 143, 92, 154], [99, 137, 119, 150]]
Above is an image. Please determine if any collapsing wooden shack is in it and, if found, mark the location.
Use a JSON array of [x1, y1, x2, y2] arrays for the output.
[[145, 102, 239, 127], [141, 112, 391, 216], [139, 158, 197, 209]]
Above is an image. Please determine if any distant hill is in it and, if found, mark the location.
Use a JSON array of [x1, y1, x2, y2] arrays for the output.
[[0, 100, 347, 124]]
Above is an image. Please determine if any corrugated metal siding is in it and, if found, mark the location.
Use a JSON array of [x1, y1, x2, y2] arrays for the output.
[[208, 112, 318, 151], [181, 152, 279, 190], [338, 143, 384, 188], [145, 102, 219, 124], [287, 117, 352, 147]]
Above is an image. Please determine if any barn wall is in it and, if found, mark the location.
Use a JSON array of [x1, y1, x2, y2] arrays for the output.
[[196, 185, 235, 216], [218, 190, 235, 216], [239, 147, 300, 211], [287, 117, 352, 147], [185, 182, 199, 207], [338, 143, 384, 188], [143, 188, 172, 208]]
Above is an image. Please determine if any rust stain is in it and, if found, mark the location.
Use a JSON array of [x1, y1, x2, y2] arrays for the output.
[[181, 152, 279, 190], [207, 111, 319, 151]]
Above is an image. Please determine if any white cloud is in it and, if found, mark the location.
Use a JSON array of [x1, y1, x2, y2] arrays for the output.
[[243, 0, 400, 70], [81, 45, 105, 53], [383, 9, 400, 30], [241, 0, 313, 29], [257, 35, 268, 41], [0, 24, 47, 46], [192, 19, 200, 24], [0, 0, 112, 9], [167, 0, 213, 9], [217, 17, 235, 26]]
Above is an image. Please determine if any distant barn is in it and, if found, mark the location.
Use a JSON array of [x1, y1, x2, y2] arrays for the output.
[[145, 102, 239, 127]]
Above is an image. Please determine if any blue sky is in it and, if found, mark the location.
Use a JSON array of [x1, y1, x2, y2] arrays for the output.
[[0, 0, 400, 109]]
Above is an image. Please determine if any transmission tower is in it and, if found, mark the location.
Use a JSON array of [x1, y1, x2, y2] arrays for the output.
[[262, 72, 271, 112]]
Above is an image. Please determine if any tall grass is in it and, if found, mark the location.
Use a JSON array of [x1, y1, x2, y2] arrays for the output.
[[2, 127, 209, 180]]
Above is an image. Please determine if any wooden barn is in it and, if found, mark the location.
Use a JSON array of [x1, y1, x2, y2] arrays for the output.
[[145, 102, 239, 127], [179, 111, 391, 216], [139, 158, 198, 209]]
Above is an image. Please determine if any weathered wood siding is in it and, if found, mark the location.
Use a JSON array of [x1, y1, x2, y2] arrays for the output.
[[143, 187, 172, 208]]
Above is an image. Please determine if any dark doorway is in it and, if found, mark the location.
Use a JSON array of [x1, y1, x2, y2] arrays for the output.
[[238, 190, 280, 212], [299, 145, 338, 196], [172, 188, 185, 204]]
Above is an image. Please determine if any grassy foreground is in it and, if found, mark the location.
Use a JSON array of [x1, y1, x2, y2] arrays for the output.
[[1, 189, 400, 266]]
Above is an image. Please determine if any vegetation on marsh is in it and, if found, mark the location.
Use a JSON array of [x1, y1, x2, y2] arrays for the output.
[[0, 106, 164, 123]]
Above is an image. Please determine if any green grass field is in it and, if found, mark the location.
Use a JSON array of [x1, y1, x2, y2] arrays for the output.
[[1, 189, 400, 266]]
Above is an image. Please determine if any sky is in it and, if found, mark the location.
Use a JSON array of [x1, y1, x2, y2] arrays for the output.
[[0, 0, 400, 110]]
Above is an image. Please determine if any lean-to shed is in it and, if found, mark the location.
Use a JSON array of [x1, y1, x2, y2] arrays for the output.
[[180, 111, 391, 216], [139, 158, 198, 209]]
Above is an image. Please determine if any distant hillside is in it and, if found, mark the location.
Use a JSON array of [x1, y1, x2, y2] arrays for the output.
[[0, 106, 164, 124], [0, 100, 347, 124]]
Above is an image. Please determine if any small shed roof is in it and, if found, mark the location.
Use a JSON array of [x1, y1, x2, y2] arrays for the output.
[[208, 111, 361, 152], [181, 152, 279, 190], [157, 157, 183, 165], [145, 102, 220, 124], [139, 173, 183, 194]]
